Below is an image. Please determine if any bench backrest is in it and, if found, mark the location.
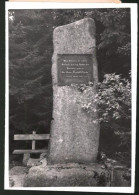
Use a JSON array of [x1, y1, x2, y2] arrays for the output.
[[14, 131, 50, 151], [14, 134, 50, 140]]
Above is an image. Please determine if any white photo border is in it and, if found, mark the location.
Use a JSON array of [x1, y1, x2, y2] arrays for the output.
[[5, 2, 137, 193]]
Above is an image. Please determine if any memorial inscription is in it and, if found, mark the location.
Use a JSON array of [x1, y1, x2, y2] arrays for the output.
[[57, 54, 93, 86]]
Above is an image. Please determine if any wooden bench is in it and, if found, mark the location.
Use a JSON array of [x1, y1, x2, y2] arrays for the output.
[[13, 131, 50, 164]]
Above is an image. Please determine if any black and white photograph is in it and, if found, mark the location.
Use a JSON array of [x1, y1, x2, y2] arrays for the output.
[[5, 2, 137, 193]]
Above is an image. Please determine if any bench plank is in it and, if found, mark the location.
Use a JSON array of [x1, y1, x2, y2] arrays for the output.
[[14, 134, 50, 140], [13, 149, 47, 154]]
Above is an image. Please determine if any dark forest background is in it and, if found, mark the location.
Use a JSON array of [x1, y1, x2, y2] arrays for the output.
[[9, 9, 131, 166]]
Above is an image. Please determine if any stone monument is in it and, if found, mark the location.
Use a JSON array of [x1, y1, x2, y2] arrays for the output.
[[48, 18, 100, 164]]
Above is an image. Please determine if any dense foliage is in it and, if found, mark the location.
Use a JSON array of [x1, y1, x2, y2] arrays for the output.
[[9, 9, 131, 162]]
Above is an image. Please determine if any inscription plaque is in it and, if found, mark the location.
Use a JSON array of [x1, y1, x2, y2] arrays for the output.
[[57, 54, 93, 86]]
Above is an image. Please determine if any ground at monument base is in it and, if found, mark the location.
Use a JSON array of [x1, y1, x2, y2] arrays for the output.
[[24, 163, 111, 187], [9, 158, 131, 187]]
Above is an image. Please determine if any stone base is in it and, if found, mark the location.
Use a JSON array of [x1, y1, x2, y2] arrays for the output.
[[24, 163, 110, 187]]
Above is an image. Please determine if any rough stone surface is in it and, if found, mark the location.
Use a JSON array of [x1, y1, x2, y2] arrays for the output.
[[9, 166, 28, 187], [48, 18, 99, 164], [11, 174, 27, 187], [10, 166, 28, 175], [111, 166, 131, 187], [9, 177, 14, 187], [24, 163, 110, 187], [27, 158, 42, 167]]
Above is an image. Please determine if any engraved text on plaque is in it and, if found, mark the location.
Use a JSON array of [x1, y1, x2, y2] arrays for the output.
[[57, 54, 93, 86]]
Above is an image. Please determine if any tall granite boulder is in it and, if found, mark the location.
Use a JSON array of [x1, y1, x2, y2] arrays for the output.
[[48, 18, 99, 164]]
